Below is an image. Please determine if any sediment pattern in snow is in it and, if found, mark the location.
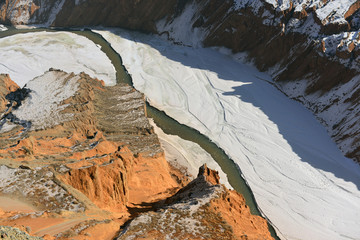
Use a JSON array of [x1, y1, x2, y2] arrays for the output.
[[0, 31, 116, 87], [96, 28, 360, 240]]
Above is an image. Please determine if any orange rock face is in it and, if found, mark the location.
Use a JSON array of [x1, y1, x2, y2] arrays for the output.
[[0, 71, 273, 240], [0, 74, 19, 111], [0, 70, 186, 239], [118, 164, 274, 240], [209, 190, 272, 239]]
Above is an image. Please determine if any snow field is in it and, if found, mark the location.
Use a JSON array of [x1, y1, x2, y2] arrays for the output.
[[12, 71, 80, 131], [0, 31, 116, 87]]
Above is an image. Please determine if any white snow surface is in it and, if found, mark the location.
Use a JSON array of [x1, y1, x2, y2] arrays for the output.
[[0, 31, 116, 87], [0, 25, 8, 31], [279, 75, 360, 165], [10, 71, 80, 131], [96, 28, 360, 240], [149, 119, 232, 189]]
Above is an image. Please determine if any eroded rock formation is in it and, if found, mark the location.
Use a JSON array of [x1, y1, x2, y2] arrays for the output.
[[118, 164, 274, 240], [0, 71, 273, 239]]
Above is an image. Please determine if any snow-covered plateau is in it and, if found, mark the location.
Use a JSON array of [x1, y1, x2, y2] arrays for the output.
[[0, 31, 116, 87], [96, 28, 360, 240]]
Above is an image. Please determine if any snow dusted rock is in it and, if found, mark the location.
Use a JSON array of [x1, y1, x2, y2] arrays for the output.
[[0, 226, 42, 240], [0, 0, 65, 26], [118, 164, 273, 240], [0, 165, 85, 212]]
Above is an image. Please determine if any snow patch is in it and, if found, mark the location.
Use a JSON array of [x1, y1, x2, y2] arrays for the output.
[[315, 0, 357, 25], [11, 71, 80, 131], [0, 25, 8, 31], [0, 31, 116, 87]]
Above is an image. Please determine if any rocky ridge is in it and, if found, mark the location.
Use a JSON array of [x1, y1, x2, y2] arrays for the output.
[[0, 71, 273, 239], [117, 164, 273, 240]]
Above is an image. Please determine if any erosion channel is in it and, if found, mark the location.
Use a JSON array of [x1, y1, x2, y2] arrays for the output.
[[0, 26, 279, 239]]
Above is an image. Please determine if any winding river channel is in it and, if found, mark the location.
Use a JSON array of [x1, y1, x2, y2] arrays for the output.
[[0, 26, 279, 239]]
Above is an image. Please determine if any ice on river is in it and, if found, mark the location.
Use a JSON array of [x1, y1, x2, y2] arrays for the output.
[[96, 28, 360, 240], [0, 31, 116, 87], [0, 25, 7, 32]]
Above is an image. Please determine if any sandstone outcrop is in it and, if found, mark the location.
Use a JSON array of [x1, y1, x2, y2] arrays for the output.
[[0, 71, 273, 239], [0, 70, 186, 238], [0, 74, 19, 111], [118, 164, 274, 240]]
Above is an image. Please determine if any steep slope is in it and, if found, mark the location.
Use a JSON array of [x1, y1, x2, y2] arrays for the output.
[[0, 0, 176, 31], [117, 164, 273, 240]]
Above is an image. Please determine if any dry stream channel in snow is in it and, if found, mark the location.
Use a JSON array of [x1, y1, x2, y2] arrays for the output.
[[0, 26, 360, 240]]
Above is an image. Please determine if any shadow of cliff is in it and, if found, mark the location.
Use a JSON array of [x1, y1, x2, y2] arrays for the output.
[[106, 28, 360, 190]]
